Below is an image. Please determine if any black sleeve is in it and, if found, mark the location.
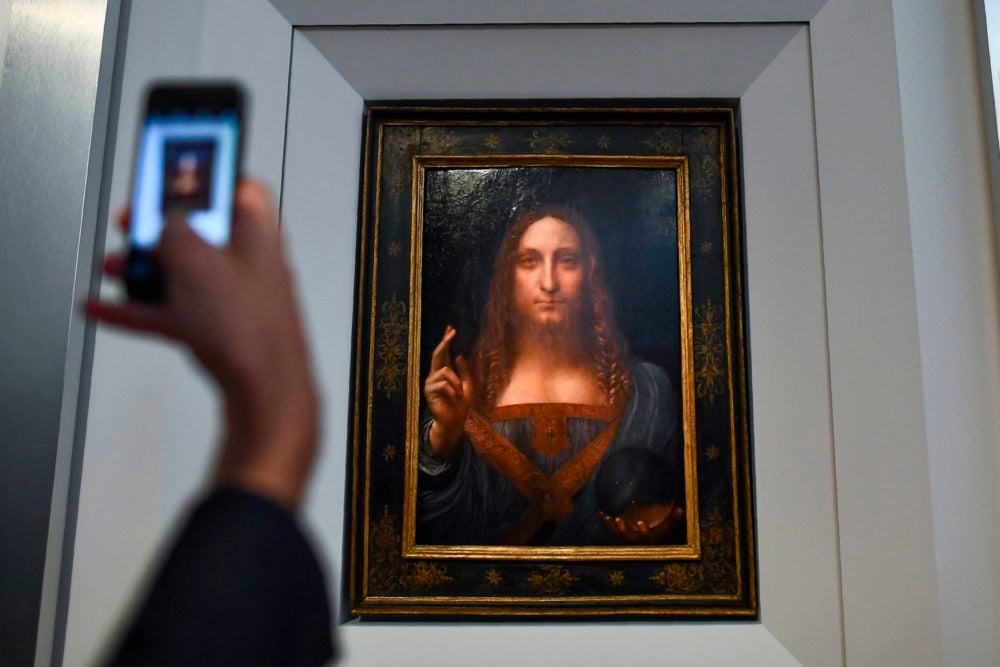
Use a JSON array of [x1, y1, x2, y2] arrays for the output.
[[109, 488, 336, 666]]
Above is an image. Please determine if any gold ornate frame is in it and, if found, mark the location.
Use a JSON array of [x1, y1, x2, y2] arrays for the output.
[[345, 103, 756, 620]]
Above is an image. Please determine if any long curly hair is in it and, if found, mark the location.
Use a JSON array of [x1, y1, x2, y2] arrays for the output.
[[472, 205, 633, 410]]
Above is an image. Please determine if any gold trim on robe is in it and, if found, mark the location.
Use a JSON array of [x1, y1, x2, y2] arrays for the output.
[[463, 404, 621, 545]]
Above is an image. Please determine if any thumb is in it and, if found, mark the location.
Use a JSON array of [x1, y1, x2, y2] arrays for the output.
[[159, 211, 214, 273], [159, 211, 195, 253]]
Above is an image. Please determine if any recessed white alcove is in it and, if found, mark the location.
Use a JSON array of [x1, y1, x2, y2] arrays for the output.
[[281, 22, 836, 667]]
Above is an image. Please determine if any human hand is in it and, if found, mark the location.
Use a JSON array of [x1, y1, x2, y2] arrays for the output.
[[423, 325, 474, 459], [600, 503, 683, 544], [85, 180, 319, 509]]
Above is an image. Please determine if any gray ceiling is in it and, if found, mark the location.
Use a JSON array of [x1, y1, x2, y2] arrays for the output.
[[303, 24, 803, 100]]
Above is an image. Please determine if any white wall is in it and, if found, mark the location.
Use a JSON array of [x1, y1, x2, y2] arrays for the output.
[[810, 0, 943, 661], [894, 0, 1000, 664]]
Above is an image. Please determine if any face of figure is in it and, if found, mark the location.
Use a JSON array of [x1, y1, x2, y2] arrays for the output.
[[512, 215, 587, 336]]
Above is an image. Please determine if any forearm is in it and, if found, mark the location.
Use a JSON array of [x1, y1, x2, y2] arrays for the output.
[[214, 377, 320, 509]]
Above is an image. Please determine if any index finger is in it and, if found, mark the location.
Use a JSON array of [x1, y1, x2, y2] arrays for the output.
[[429, 326, 456, 372]]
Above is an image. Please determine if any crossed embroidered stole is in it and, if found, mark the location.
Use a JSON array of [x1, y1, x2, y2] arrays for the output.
[[463, 403, 620, 546]]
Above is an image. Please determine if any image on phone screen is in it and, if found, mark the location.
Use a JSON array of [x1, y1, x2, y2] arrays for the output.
[[131, 107, 239, 249]]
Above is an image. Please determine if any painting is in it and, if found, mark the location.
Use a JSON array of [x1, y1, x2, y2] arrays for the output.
[[344, 102, 756, 619], [161, 138, 216, 212]]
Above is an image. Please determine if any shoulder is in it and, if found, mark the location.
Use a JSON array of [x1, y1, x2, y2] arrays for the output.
[[615, 360, 679, 449], [629, 360, 673, 392], [625, 360, 676, 412]]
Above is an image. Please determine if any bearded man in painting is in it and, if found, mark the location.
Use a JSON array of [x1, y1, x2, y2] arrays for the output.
[[418, 205, 683, 546]]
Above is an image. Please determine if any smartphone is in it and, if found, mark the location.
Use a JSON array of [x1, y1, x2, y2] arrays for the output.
[[125, 82, 246, 302]]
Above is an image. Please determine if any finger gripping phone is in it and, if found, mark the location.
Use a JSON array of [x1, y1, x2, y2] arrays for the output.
[[125, 82, 245, 302]]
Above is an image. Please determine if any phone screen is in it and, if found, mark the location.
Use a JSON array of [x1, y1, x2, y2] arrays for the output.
[[130, 106, 240, 249]]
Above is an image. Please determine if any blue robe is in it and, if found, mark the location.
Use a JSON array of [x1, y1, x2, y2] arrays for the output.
[[417, 362, 680, 546]]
